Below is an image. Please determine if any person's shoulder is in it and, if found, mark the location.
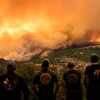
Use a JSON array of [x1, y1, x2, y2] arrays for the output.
[[63, 71, 68, 75], [48, 70, 57, 75], [48, 69, 53, 73], [97, 63, 100, 66], [85, 65, 92, 70], [15, 74, 25, 81], [0, 73, 7, 80], [64, 70, 71, 75], [0, 73, 9, 78], [74, 70, 82, 76], [34, 70, 42, 78], [74, 69, 81, 73], [63, 71, 68, 78]]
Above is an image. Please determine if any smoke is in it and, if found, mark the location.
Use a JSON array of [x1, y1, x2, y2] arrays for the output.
[[0, 0, 100, 61]]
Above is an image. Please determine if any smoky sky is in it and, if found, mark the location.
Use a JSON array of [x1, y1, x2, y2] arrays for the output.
[[0, 0, 100, 61]]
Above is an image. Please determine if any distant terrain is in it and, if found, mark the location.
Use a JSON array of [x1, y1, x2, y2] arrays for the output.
[[30, 42, 100, 64]]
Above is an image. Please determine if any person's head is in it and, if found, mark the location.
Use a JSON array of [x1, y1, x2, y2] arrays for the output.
[[90, 53, 99, 63], [42, 58, 49, 69], [7, 61, 16, 72], [67, 61, 76, 69]]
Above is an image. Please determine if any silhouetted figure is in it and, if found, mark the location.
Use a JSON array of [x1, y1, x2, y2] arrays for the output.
[[63, 61, 83, 100], [0, 61, 29, 100], [32, 58, 60, 100], [84, 54, 100, 100]]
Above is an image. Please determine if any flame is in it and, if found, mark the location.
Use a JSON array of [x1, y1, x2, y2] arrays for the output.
[[0, 17, 53, 37], [0, 17, 68, 61], [89, 31, 100, 43]]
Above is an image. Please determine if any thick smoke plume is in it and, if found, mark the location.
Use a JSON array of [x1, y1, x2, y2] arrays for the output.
[[0, 0, 100, 61]]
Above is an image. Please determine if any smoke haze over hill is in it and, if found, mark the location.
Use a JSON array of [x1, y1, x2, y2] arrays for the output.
[[0, 0, 100, 61]]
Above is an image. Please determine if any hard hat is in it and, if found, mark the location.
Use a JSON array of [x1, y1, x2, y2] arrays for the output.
[[42, 58, 50, 68], [7, 61, 16, 70], [90, 53, 99, 61], [67, 61, 76, 67]]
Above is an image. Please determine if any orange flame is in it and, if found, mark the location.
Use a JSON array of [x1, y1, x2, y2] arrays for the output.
[[89, 31, 100, 43]]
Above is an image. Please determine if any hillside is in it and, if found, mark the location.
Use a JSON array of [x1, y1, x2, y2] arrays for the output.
[[30, 43, 100, 64]]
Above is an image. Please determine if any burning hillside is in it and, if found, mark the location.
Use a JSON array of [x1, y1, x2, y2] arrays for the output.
[[0, 0, 100, 61]]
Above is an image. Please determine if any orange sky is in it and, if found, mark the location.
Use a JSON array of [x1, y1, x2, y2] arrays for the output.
[[0, 0, 100, 61]]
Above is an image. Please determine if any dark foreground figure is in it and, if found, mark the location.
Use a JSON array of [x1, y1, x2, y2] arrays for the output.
[[84, 54, 100, 100], [63, 61, 83, 100], [0, 61, 29, 100], [32, 58, 60, 100]]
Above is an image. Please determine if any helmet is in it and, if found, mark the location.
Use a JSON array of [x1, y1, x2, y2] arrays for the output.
[[67, 61, 76, 67], [42, 58, 50, 68], [42, 58, 50, 62], [7, 61, 16, 70], [90, 53, 99, 62]]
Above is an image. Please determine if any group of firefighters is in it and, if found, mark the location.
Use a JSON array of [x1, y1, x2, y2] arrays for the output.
[[0, 53, 100, 100]]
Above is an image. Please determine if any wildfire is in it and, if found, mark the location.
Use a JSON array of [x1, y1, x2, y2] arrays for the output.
[[96, 38, 100, 43], [89, 31, 100, 43], [0, 17, 54, 37], [0, 0, 100, 61]]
